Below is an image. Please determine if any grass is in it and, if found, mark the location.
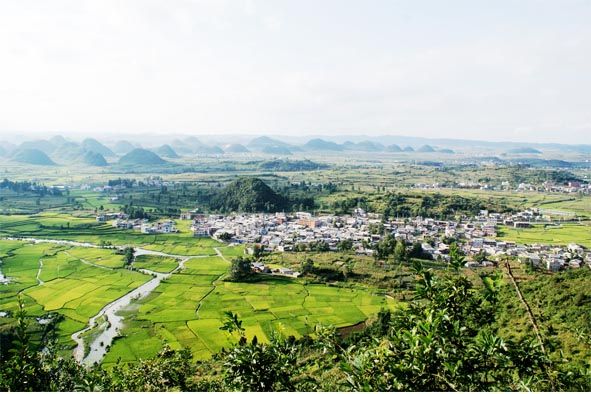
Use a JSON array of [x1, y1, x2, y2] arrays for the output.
[[0, 239, 151, 350], [133, 255, 179, 273], [1, 236, 403, 365], [105, 257, 396, 364], [66, 247, 125, 268], [497, 223, 591, 248], [0, 213, 224, 255], [4, 206, 585, 367]]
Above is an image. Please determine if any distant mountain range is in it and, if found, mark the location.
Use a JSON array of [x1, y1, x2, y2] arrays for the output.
[[2, 133, 590, 168], [298, 134, 591, 154]]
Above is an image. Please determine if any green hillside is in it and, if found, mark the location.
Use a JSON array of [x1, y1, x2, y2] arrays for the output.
[[247, 136, 292, 150], [210, 177, 288, 212], [507, 147, 543, 154], [82, 138, 115, 157], [387, 144, 402, 152], [118, 148, 167, 165], [261, 145, 292, 155], [81, 151, 108, 166], [17, 140, 56, 155], [52, 142, 84, 161], [304, 138, 343, 151], [11, 148, 56, 166], [417, 144, 436, 152], [153, 144, 179, 158]]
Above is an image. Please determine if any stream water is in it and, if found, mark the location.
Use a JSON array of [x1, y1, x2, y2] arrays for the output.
[[0, 236, 194, 365], [71, 269, 169, 365], [0, 258, 10, 285], [71, 253, 191, 365], [0, 272, 8, 285]]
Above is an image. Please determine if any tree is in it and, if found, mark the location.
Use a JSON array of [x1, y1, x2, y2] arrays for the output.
[[407, 242, 432, 260], [393, 240, 407, 263], [108, 347, 197, 391], [309, 241, 329, 252], [252, 244, 263, 258], [340, 265, 556, 391], [229, 257, 252, 281], [449, 242, 465, 271], [217, 232, 232, 242], [374, 234, 397, 261], [294, 243, 308, 252], [301, 258, 314, 275], [99, 240, 113, 249], [219, 311, 245, 337], [222, 335, 299, 392], [474, 249, 487, 263], [123, 247, 135, 266], [337, 239, 354, 252]]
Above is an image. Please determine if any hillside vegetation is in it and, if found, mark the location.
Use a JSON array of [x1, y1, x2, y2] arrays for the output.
[[209, 177, 288, 212], [81, 138, 115, 157], [81, 151, 108, 166], [1, 263, 590, 391], [153, 144, 179, 158], [11, 149, 56, 166], [118, 149, 167, 165]]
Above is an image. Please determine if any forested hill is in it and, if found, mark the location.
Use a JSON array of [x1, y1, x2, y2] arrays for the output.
[[209, 177, 289, 212]]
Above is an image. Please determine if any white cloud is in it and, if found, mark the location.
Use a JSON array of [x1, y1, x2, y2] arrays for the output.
[[0, 0, 590, 143]]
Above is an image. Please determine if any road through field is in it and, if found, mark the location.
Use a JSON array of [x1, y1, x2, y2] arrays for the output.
[[194, 247, 228, 318], [0, 235, 207, 365], [36, 259, 44, 285], [72, 252, 196, 365]]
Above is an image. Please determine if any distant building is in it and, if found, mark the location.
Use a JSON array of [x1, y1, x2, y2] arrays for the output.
[[546, 258, 563, 272], [514, 222, 532, 229]]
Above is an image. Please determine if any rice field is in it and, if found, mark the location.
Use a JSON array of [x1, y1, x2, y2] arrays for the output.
[[0, 240, 151, 348], [497, 223, 591, 248], [1, 216, 395, 364], [103, 256, 395, 364], [0, 213, 223, 255], [133, 255, 180, 273]]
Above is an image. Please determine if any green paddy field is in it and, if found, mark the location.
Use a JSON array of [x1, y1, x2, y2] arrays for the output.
[[497, 223, 591, 248], [0, 213, 395, 364]]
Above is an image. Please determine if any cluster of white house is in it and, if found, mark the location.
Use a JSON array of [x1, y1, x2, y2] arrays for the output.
[[183, 208, 590, 272], [102, 214, 178, 234], [415, 180, 591, 195], [95, 207, 589, 272]]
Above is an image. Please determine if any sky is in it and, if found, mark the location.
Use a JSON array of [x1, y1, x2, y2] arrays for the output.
[[0, 0, 590, 143]]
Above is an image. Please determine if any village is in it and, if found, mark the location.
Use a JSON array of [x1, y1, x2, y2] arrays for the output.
[[97, 205, 590, 273], [178, 208, 590, 272], [414, 180, 591, 194]]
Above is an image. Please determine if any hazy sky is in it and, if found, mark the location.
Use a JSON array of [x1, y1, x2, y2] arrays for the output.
[[1, 0, 590, 143]]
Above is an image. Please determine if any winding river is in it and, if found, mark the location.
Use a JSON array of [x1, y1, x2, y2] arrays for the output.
[[1, 236, 199, 365], [72, 252, 193, 365], [0, 269, 9, 285], [1, 256, 11, 285]]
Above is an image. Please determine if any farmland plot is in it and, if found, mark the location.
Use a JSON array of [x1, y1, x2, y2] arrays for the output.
[[104, 256, 395, 363], [0, 240, 151, 349]]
